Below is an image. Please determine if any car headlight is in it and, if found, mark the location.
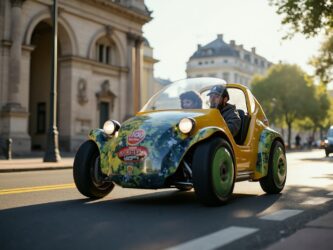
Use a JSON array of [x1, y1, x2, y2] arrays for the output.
[[103, 120, 120, 136], [178, 118, 195, 134]]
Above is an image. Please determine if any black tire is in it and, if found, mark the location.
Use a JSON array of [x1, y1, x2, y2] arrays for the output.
[[192, 137, 235, 206], [260, 141, 287, 194], [73, 140, 114, 198]]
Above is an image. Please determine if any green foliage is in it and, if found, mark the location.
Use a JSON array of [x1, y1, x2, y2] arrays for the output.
[[310, 33, 333, 84], [251, 64, 314, 146], [270, 0, 333, 38]]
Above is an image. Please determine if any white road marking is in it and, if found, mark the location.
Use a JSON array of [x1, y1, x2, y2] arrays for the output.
[[301, 197, 332, 205], [166, 226, 258, 250], [259, 209, 303, 221], [326, 192, 333, 196]]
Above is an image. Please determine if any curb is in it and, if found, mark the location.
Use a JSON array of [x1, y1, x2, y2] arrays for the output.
[[0, 165, 73, 173]]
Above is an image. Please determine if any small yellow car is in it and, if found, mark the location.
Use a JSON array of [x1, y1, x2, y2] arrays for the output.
[[73, 78, 287, 206]]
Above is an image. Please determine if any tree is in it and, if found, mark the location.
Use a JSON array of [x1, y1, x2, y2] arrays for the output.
[[310, 33, 333, 84], [270, 0, 333, 38], [270, 0, 333, 85], [251, 64, 314, 147], [298, 84, 331, 138]]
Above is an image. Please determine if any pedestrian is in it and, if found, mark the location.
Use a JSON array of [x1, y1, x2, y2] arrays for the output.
[[295, 134, 301, 149], [207, 85, 241, 137]]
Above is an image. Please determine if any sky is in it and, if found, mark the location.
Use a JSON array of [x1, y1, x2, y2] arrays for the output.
[[142, 0, 324, 82]]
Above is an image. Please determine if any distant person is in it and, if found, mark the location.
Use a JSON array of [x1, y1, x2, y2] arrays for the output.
[[207, 85, 241, 137], [295, 134, 301, 149], [179, 91, 202, 109]]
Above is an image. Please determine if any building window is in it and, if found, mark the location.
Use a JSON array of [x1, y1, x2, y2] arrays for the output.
[[211, 60, 215, 64], [99, 102, 109, 128], [208, 73, 216, 77], [198, 61, 202, 65], [96, 37, 117, 65], [36, 102, 46, 134], [224, 59, 228, 64]]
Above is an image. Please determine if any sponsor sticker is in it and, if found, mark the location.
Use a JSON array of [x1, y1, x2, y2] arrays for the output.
[[117, 146, 148, 162], [127, 129, 146, 145]]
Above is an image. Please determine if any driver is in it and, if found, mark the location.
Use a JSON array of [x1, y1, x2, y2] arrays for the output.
[[180, 91, 202, 109], [207, 85, 241, 136]]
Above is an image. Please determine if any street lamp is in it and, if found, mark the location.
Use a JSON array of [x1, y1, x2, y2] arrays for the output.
[[44, 0, 61, 162]]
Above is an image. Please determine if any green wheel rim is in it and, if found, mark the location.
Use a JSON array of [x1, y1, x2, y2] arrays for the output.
[[211, 147, 234, 198], [272, 146, 287, 188]]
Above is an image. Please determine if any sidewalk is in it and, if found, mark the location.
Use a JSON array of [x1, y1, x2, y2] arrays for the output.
[[0, 157, 74, 172], [267, 211, 333, 250]]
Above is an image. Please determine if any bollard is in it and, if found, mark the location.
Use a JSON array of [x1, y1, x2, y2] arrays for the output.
[[6, 138, 12, 160]]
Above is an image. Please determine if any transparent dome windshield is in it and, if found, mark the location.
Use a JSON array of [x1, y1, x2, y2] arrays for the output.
[[141, 78, 227, 112]]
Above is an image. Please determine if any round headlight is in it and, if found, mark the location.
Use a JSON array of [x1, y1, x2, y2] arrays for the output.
[[178, 118, 195, 134], [103, 120, 115, 135]]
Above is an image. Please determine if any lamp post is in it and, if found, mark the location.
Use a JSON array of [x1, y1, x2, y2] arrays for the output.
[[44, 0, 61, 162]]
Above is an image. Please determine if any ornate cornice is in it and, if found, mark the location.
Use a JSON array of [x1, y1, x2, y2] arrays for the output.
[[83, 0, 152, 25]]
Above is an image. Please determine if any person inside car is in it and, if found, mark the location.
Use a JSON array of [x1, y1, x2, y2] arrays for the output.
[[180, 90, 203, 109], [207, 85, 241, 137]]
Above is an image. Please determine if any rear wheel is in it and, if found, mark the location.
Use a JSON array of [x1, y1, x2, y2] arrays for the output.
[[73, 140, 114, 198], [192, 137, 235, 206], [260, 141, 287, 194]]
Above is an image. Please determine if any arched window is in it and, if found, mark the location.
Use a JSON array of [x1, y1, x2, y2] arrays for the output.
[[95, 37, 118, 65]]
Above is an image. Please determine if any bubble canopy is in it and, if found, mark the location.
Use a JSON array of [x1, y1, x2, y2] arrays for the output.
[[140, 78, 227, 112]]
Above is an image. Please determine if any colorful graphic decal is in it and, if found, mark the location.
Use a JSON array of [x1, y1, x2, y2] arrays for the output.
[[117, 146, 148, 162], [255, 128, 282, 179], [88, 111, 230, 189], [127, 129, 146, 145]]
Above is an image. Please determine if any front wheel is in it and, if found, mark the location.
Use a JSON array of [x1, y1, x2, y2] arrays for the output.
[[260, 141, 287, 194], [192, 137, 235, 206], [73, 140, 114, 198]]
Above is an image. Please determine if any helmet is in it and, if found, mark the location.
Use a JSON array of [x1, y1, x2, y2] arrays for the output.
[[207, 85, 229, 100]]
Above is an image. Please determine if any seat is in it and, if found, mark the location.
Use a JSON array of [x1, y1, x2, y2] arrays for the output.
[[234, 109, 251, 145]]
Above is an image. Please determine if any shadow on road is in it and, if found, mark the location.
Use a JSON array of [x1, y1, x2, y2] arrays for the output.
[[1, 185, 332, 250]]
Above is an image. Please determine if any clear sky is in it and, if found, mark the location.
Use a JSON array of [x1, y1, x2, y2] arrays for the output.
[[143, 0, 324, 82]]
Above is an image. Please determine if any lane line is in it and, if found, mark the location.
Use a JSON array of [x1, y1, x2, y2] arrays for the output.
[[260, 209, 303, 221], [0, 183, 75, 195], [301, 197, 332, 205], [166, 226, 258, 250]]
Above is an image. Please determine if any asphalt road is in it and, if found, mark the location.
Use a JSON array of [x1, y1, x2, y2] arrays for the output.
[[0, 150, 332, 250]]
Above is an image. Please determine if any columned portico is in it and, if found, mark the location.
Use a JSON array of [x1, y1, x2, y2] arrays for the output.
[[127, 33, 144, 116], [0, 0, 152, 155], [1, 0, 30, 153]]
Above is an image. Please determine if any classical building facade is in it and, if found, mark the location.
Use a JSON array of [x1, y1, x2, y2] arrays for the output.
[[186, 34, 272, 87], [0, 0, 153, 153]]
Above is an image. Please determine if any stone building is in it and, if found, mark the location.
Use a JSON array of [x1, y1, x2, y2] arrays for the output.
[[0, 0, 154, 153], [186, 34, 272, 87]]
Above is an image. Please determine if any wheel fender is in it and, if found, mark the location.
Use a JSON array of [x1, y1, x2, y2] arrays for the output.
[[188, 126, 228, 148], [254, 128, 284, 179], [88, 129, 113, 175]]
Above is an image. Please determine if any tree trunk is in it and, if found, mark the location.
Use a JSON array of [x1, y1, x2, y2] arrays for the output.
[[287, 122, 292, 149]]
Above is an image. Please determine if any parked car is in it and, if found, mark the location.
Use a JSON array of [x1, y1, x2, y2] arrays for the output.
[[73, 78, 287, 206], [324, 126, 333, 157]]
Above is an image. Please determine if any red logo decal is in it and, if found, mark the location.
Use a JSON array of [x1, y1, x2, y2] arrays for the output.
[[117, 146, 148, 162], [127, 129, 146, 145]]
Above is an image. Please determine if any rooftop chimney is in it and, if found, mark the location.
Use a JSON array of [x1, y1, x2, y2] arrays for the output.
[[251, 47, 256, 54], [230, 40, 235, 46], [197, 44, 202, 50], [217, 34, 223, 40]]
